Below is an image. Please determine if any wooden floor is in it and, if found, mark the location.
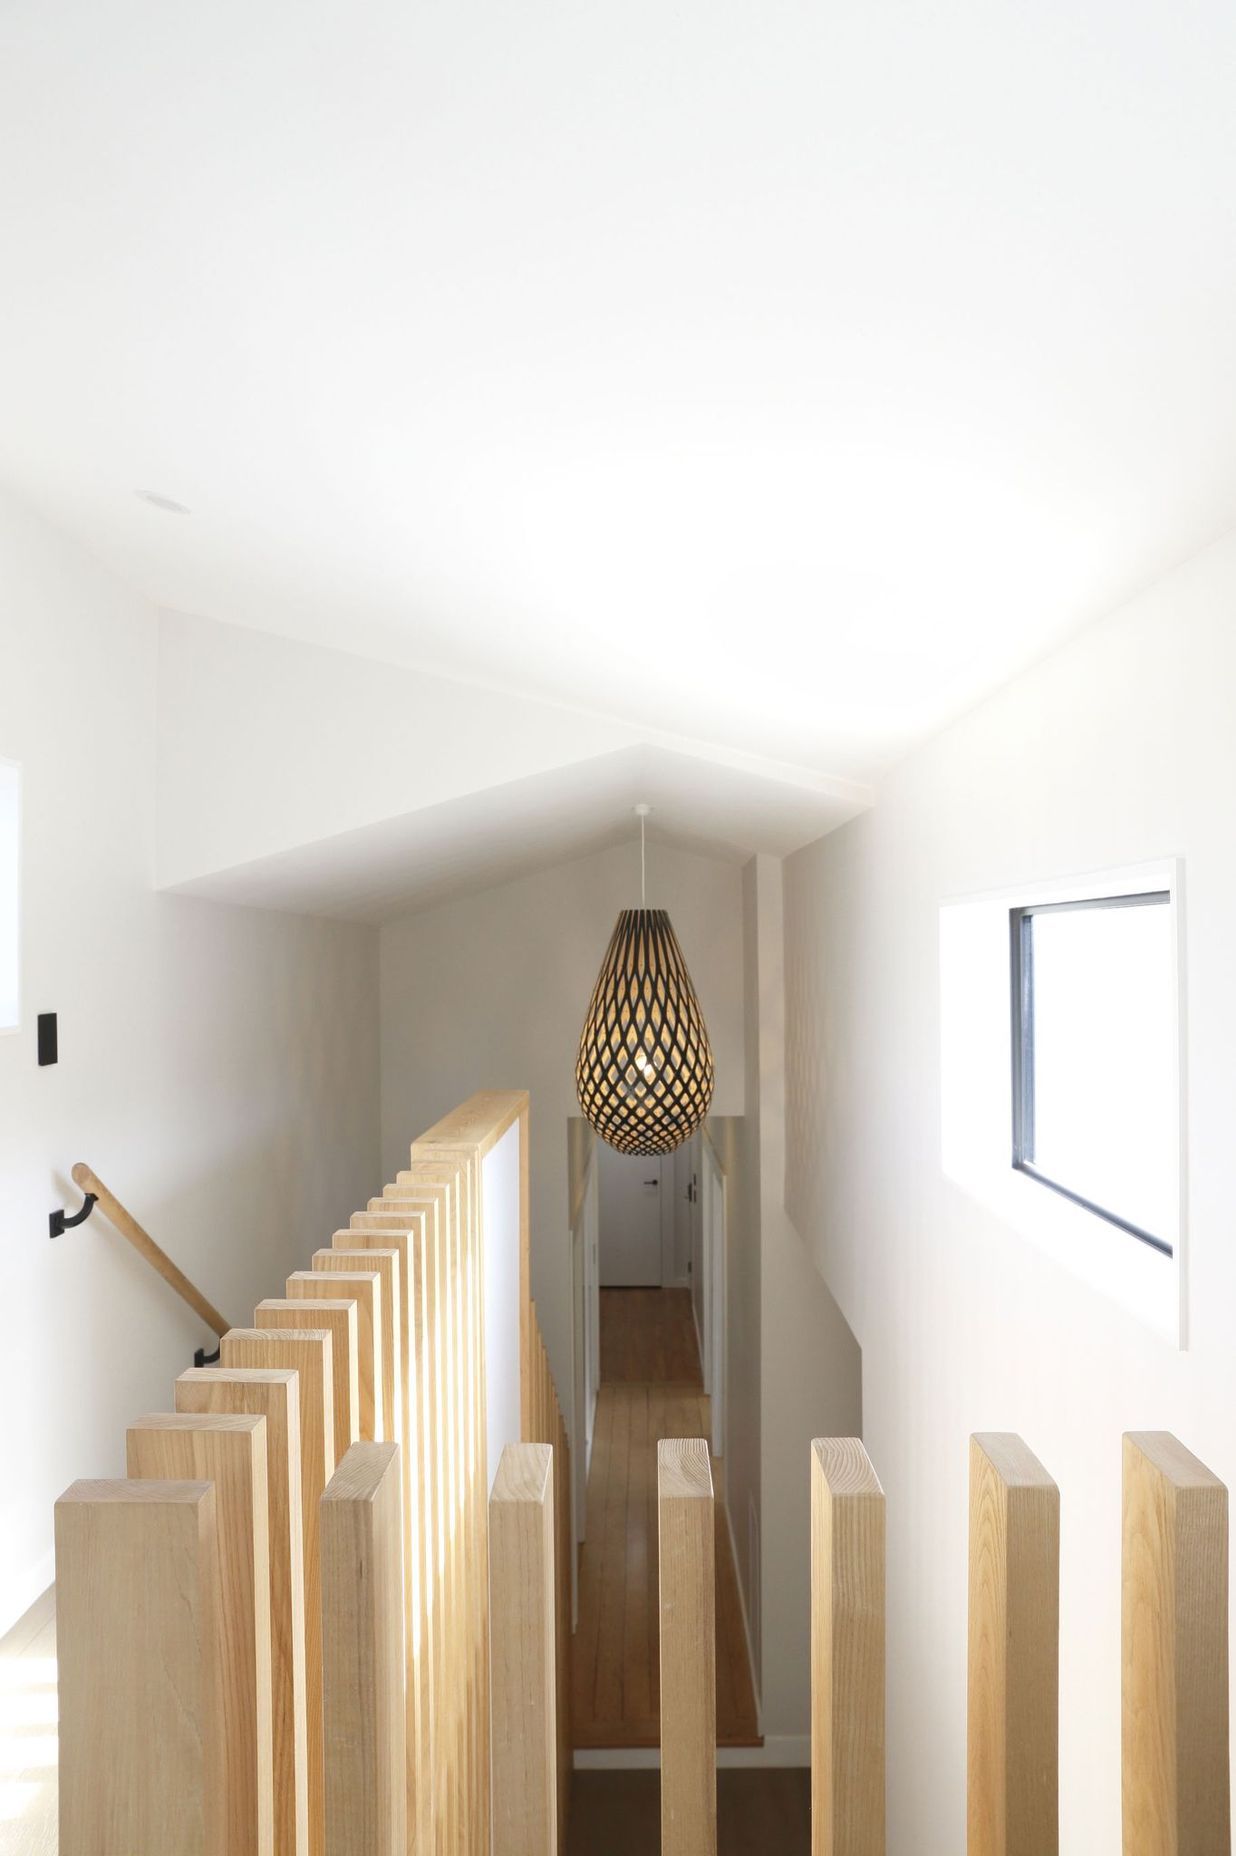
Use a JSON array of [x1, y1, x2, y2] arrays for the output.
[[600, 1287, 706, 1384], [0, 1586, 57, 1856], [567, 1770, 810, 1855], [574, 1289, 761, 1749]]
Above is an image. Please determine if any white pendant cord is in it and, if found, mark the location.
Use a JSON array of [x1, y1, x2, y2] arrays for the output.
[[634, 801, 652, 907]]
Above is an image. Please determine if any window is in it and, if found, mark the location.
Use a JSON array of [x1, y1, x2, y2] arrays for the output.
[[941, 861, 1182, 1344], [1010, 892, 1175, 1254], [0, 761, 17, 1031]]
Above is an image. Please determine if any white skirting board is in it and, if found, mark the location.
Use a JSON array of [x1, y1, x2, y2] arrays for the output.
[[573, 1737, 810, 1771]]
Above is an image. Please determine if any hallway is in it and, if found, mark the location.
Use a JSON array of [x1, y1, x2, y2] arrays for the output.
[[573, 1289, 761, 1749]]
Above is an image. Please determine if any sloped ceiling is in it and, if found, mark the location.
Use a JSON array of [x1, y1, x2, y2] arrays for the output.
[[165, 740, 862, 922], [5, 0, 1236, 795], [154, 610, 866, 916]]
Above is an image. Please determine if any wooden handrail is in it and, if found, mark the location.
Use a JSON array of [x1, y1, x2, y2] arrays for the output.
[[71, 1163, 230, 1339]]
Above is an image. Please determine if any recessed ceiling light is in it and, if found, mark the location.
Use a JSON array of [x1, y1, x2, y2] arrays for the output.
[[135, 489, 191, 514]]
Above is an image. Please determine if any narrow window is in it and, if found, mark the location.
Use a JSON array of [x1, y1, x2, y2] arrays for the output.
[[1011, 892, 1175, 1254], [0, 761, 17, 1031]]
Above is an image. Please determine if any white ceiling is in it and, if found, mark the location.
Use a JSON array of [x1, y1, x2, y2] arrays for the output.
[[166, 744, 862, 922], [3, 0, 1236, 788]]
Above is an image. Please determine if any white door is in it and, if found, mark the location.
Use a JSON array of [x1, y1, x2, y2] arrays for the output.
[[598, 1144, 664, 1286]]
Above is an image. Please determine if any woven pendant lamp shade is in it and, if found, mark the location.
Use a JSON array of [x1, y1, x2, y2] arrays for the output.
[[576, 908, 716, 1155]]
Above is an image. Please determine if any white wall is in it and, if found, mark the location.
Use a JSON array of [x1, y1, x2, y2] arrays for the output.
[[482, 1122, 522, 1486], [0, 491, 380, 1634], [782, 528, 1236, 1852], [750, 855, 863, 1746], [379, 837, 746, 1426]]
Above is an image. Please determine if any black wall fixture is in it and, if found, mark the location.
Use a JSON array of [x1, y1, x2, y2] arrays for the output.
[[49, 1186, 97, 1240], [37, 1012, 57, 1066]]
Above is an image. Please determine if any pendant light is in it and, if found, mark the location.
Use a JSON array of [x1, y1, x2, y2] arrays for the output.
[[575, 805, 716, 1155]]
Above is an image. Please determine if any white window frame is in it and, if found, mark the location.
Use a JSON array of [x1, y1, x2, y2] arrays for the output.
[[0, 758, 20, 1034], [940, 858, 1185, 1348]]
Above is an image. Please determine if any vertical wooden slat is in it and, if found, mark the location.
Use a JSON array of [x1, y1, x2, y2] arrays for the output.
[[126, 1412, 274, 1856], [258, 1297, 360, 1466], [554, 1409, 572, 1838], [287, 1269, 384, 1442], [519, 1105, 532, 1440], [313, 1248, 401, 1446], [431, 1168, 462, 1846], [175, 1366, 309, 1856], [335, 1221, 433, 1852], [369, 1191, 447, 1843], [407, 1089, 532, 1854], [416, 1183, 457, 1842], [967, 1433, 1059, 1856], [222, 1326, 335, 1856], [55, 1479, 223, 1856], [658, 1437, 716, 1856], [490, 1443, 557, 1856], [1123, 1431, 1230, 1856], [811, 1438, 885, 1856], [321, 1442, 406, 1856]]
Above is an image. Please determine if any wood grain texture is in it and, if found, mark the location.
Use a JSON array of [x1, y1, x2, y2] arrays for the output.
[[176, 1366, 309, 1856], [410, 1089, 527, 1160], [600, 1288, 704, 1386], [658, 1437, 717, 1856], [375, 1175, 471, 1848], [287, 1270, 383, 1442], [490, 1444, 557, 1856], [258, 1299, 360, 1468], [48, 1091, 557, 1856], [1122, 1431, 1230, 1856], [55, 1479, 223, 1856], [967, 1434, 1059, 1856], [333, 1219, 432, 1855], [221, 1326, 335, 1856], [313, 1248, 401, 1448], [321, 1443, 406, 1856], [126, 1412, 274, 1856], [811, 1439, 885, 1856]]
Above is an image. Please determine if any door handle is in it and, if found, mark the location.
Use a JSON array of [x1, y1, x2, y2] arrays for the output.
[[644, 1178, 659, 1187]]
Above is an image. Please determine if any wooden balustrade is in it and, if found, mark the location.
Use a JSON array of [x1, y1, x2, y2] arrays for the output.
[[811, 1438, 885, 1856], [967, 1433, 1059, 1856], [55, 1479, 224, 1856], [658, 1437, 718, 1856], [221, 1326, 334, 1856], [60, 1098, 1236, 1856], [1122, 1431, 1230, 1856], [490, 1443, 558, 1856], [54, 1089, 573, 1856], [125, 1412, 274, 1856], [312, 1250, 402, 1448], [321, 1443, 406, 1856], [524, 1317, 573, 1839], [288, 1269, 385, 1441], [258, 1298, 360, 1466], [176, 1366, 310, 1856]]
